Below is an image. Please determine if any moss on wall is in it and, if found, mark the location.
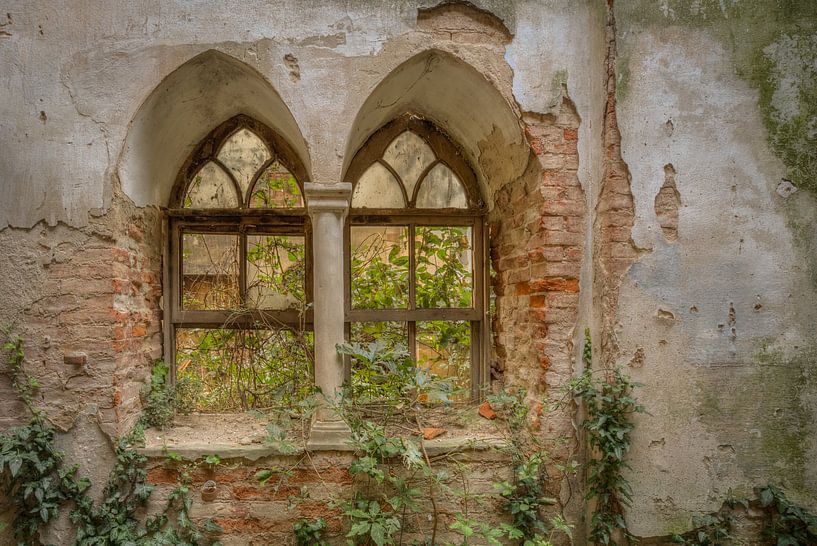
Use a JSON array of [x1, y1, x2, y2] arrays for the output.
[[697, 343, 817, 503], [614, 0, 817, 196]]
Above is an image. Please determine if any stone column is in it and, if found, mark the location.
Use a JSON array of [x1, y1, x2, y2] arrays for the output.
[[304, 182, 352, 449]]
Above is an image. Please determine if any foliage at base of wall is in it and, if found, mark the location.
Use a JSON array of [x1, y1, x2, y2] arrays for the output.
[[670, 486, 817, 546], [279, 339, 576, 546], [571, 330, 645, 546], [0, 331, 223, 546]]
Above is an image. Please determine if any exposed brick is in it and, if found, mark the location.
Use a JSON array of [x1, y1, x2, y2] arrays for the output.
[[529, 277, 580, 293]]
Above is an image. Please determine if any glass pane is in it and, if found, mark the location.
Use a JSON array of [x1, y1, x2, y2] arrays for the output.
[[184, 161, 239, 208], [182, 233, 239, 310], [217, 128, 271, 195], [417, 320, 471, 395], [175, 328, 314, 412], [250, 162, 303, 208], [415, 163, 468, 208], [352, 163, 405, 208], [246, 234, 306, 309], [415, 226, 473, 308], [351, 225, 409, 309], [382, 131, 435, 200], [349, 322, 409, 400]]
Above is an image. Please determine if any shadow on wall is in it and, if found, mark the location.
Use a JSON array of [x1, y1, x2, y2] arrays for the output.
[[118, 49, 311, 208], [342, 49, 529, 208]]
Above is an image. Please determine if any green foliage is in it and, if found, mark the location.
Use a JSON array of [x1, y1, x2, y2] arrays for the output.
[[414, 227, 472, 309], [1, 331, 222, 546], [671, 513, 736, 546], [341, 420, 424, 546], [757, 485, 817, 545], [141, 360, 176, 429], [482, 389, 572, 546], [672, 486, 817, 546], [0, 416, 89, 545], [344, 499, 401, 546], [570, 330, 644, 545], [294, 517, 328, 546], [349, 225, 473, 394], [338, 339, 455, 405]]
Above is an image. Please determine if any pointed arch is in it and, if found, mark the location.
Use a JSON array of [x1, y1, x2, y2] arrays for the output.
[[342, 49, 528, 206], [119, 49, 310, 207]]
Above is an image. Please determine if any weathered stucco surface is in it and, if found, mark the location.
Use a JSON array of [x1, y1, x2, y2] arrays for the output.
[[614, 1, 817, 538], [1, 0, 815, 543]]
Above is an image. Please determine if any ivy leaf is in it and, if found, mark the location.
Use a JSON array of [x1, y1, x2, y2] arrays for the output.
[[9, 457, 22, 478], [760, 487, 774, 507]]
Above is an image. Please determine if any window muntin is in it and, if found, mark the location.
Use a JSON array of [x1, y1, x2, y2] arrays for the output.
[[168, 115, 311, 412], [345, 115, 486, 400]]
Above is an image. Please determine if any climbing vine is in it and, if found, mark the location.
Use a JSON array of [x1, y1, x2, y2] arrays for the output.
[[276, 340, 574, 546], [0, 329, 223, 545], [570, 329, 644, 545], [671, 486, 817, 546]]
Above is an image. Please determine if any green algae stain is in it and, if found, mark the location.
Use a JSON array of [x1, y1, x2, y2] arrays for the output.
[[697, 343, 817, 500], [614, 0, 817, 196]]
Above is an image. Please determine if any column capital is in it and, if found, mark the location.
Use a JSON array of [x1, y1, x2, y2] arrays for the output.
[[304, 182, 352, 213]]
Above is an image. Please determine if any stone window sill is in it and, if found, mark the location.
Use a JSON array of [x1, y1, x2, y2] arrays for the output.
[[138, 413, 508, 461]]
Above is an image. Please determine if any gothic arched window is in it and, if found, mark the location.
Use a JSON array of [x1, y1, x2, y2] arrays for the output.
[[167, 115, 313, 412], [344, 114, 486, 399]]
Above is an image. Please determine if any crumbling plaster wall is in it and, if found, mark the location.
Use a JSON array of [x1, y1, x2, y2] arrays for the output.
[[5, 0, 816, 542], [0, 0, 608, 541], [610, 1, 817, 539]]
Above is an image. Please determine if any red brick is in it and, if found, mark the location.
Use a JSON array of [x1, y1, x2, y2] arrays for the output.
[[529, 277, 580, 293]]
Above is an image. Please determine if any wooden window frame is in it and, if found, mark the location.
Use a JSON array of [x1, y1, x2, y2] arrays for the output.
[[344, 114, 489, 400], [164, 115, 312, 385]]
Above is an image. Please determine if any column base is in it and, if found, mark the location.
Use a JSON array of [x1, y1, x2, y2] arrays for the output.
[[306, 419, 353, 451]]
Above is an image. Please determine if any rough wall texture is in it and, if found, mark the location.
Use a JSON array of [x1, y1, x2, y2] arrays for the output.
[[611, 0, 817, 540], [489, 95, 584, 477], [0, 194, 163, 436], [488, 95, 586, 526], [146, 450, 511, 546], [0, 0, 815, 543]]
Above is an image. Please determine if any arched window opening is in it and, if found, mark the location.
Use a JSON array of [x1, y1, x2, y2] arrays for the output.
[[344, 114, 486, 400], [167, 115, 313, 412]]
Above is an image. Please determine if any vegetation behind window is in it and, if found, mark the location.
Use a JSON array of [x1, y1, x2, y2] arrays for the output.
[[169, 116, 312, 412], [345, 114, 486, 400]]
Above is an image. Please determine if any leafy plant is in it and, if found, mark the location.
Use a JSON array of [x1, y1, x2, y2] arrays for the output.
[[1, 331, 223, 545], [294, 517, 328, 545], [570, 330, 644, 545], [757, 485, 817, 545], [344, 499, 401, 546], [141, 359, 176, 428], [671, 513, 737, 545]]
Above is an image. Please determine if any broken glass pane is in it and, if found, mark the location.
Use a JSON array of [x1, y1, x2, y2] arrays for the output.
[[250, 162, 303, 208], [415, 226, 473, 308], [352, 162, 405, 208], [217, 128, 271, 195], [184, 161, 239, 208], [415, 163, 468, 208], [351, 225, 409, 309], [182, 233, 239, 310], [382, 131, 435, 201], [246, 234, 306, 309], [416, 320, 471, 395], [175, 327, 314, 412]]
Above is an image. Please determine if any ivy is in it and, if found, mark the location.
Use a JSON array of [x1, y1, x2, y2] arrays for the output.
[[671, 486, 817, 546], [140, 360, 176, 429], [294, 517, 328, 545], [570, 330, 644, 545], [0, 330, 223, 546]]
